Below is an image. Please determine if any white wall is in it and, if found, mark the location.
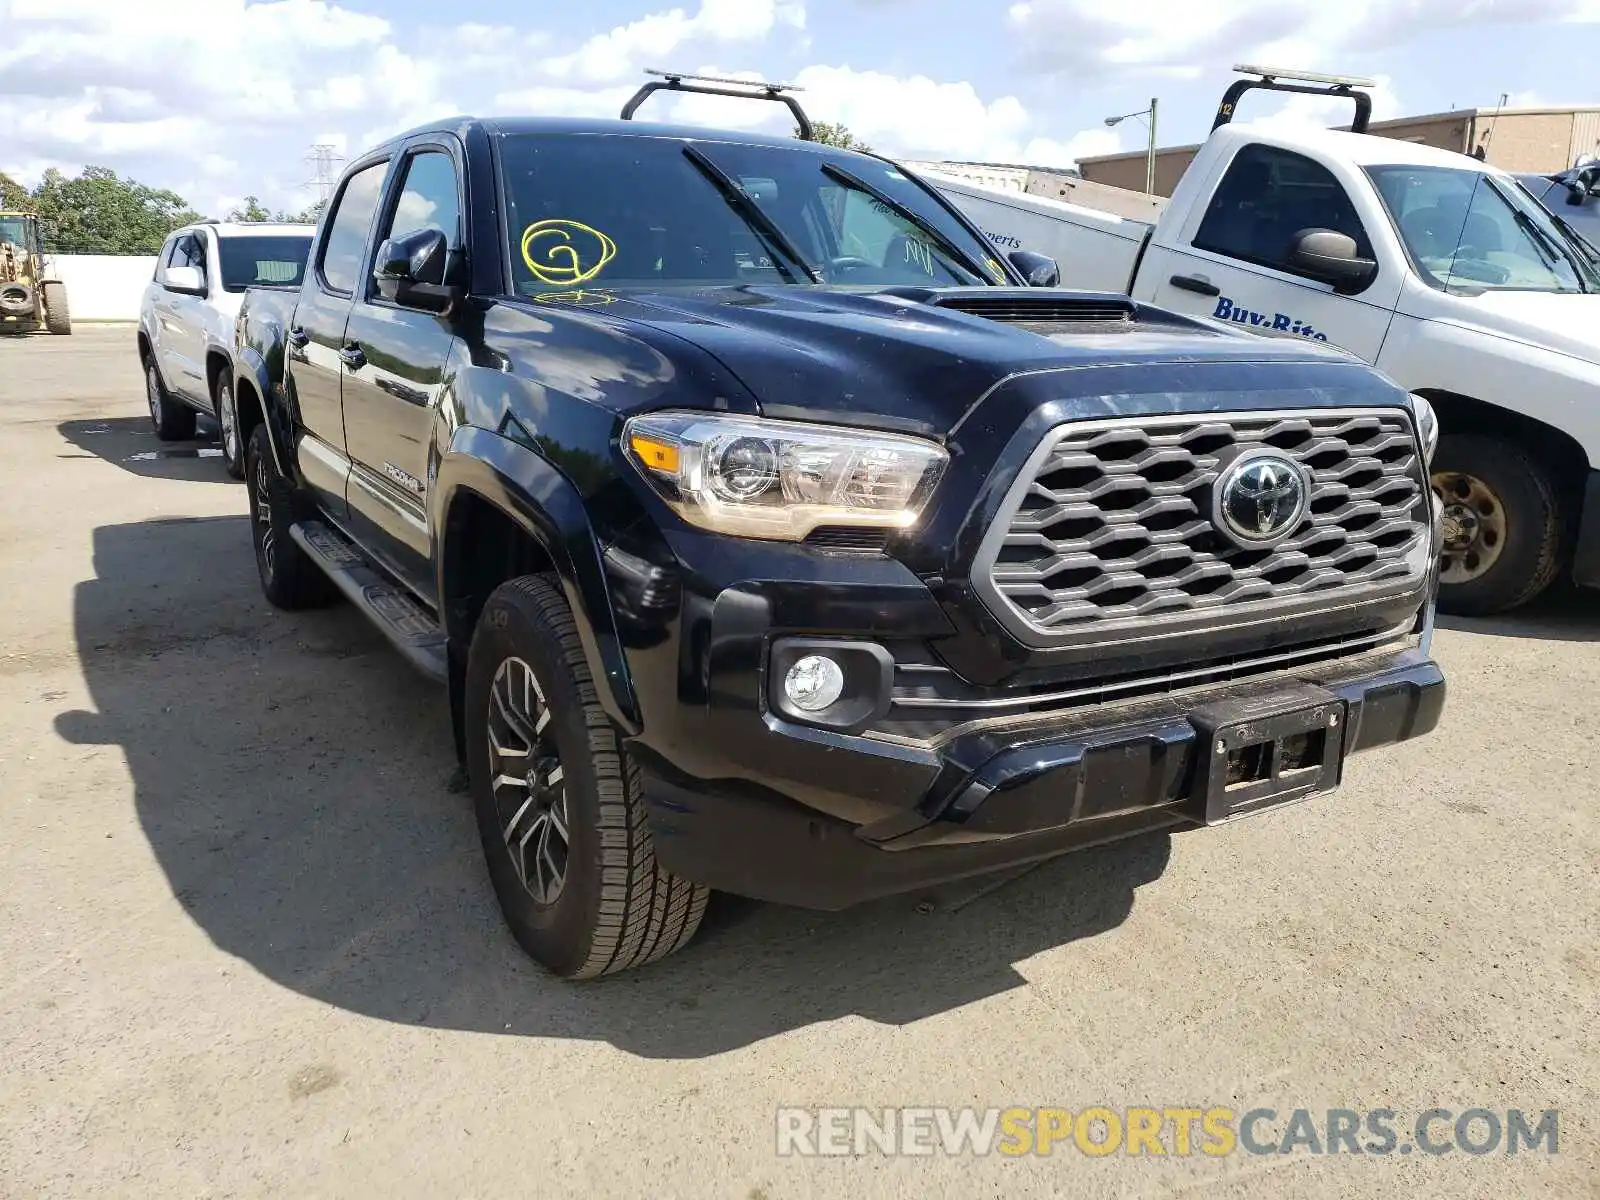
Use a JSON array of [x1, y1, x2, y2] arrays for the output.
[[48, 254, 158, 321]]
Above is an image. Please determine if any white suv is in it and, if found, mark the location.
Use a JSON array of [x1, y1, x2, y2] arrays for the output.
[[137, 222, 315, 477]]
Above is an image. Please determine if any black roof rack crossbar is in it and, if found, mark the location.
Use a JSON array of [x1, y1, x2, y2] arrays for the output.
[[1213, 64, 1375, 134], [621, 69, 815, 140]]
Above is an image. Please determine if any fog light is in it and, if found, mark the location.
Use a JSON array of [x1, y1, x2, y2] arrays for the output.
[[783, 654, 845, 713]]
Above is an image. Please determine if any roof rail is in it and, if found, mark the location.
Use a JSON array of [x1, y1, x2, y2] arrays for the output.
[[620, 69, 815, 140], [1214, 64, 1376, 134]]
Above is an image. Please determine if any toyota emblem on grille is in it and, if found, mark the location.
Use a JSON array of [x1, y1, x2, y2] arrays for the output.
[[1212, 450, 1309, 549]]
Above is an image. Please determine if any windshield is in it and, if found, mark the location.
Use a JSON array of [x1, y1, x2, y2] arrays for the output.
[[1367, 164, 1599, 294], [0, 216, 35, 251], [217, 235, 312, 292], [497, 133, 1008, 295]]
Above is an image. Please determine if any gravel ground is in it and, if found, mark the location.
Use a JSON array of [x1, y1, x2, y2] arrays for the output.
[[1, 325, 1596, 1199]]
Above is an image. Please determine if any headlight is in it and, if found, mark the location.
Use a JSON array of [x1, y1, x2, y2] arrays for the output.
[[1410, 393, 1439, 467], [623, 411, 948, 540]]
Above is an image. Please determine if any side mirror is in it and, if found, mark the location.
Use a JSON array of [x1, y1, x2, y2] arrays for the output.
[[373, 227, 455, 312], [164, 265, 206, 295], [1008, 249, 1061, 288], [1287, 228, 1377, 294]]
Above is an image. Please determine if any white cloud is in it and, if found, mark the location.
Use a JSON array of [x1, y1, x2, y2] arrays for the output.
[[1006, 0, 1600, 79], [540, 0, 806, 85], [10, 0, 1592, 223]]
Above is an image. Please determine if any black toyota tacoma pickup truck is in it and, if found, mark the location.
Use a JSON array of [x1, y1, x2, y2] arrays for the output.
[[233, 83, 1446, 978]]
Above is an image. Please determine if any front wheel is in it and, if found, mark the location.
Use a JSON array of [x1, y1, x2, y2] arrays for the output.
[[1431, 433, 1564, 616], [41, 281, 71, 335], [466, 575, 709, 978]]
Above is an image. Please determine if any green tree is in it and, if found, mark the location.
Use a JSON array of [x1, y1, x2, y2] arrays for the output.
[[28, 166, 204, 254], [274, 198, 326, 225], [0, 171, 32, 211], [803, 122, 871, 152], [227, 194, 272, 222]]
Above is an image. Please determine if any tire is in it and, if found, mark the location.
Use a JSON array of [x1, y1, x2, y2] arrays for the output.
[[245, 424, 337, 610], [41, 282, 71, 335], [145, 357, 196, 441], [466, 575, 709, 978], [1432, 432, 1564, 617], [0, 284, 35, 320], [214, 374, 244, 479]]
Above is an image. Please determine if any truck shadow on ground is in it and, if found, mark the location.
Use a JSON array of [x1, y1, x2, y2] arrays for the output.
[[58, 416, 231, 483], [56, 516, 1171, 1060], [1437, 585, 1600, 643]]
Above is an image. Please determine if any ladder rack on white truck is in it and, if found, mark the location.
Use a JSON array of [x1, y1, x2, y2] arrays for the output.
[[922, 66, 1600, 616]]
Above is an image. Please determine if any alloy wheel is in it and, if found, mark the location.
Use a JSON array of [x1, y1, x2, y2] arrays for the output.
[[253, 450, 276, 578], [486, 655, 569, 906], [1432, 469, 1507, 585], [218, 382, 238, 464], [146, 365, 161, 426]]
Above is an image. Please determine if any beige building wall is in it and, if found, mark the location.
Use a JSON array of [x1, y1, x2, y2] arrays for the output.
[[1077, 107, 1600, 197]]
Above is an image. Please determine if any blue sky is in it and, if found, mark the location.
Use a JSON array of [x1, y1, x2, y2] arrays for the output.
[[2, 0, 1598, 217]]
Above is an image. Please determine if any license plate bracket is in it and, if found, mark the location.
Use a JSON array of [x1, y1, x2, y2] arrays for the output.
[[1189, 684, 1347, 824]]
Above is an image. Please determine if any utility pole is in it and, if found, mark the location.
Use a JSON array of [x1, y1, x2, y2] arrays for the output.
[[1104, 98, 1161, 195], [1146, 97, 1159, 195]]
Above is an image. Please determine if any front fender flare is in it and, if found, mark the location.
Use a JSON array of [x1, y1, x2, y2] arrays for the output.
[[433, 427, 641, 733], [234, 345, 292, 478]]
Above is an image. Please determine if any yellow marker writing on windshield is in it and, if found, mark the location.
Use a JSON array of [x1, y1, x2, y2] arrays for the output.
[[521, 219, 618, 286]]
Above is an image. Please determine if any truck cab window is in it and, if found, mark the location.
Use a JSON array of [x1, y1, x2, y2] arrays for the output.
[[1194, 143, 1372, 277], [319, 160, 390, 294], [379, 151, 461, 249]]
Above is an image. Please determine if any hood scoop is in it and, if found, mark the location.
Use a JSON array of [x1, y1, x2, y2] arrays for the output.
[[877, 287, 1137, 331], [931, 293, 1136, 327]]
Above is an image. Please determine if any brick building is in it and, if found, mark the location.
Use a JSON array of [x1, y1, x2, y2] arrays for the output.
[[1076, 105, 1600, 197]]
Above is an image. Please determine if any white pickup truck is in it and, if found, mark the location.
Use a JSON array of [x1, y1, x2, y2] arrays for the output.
[[926, 70, 1600, 616]]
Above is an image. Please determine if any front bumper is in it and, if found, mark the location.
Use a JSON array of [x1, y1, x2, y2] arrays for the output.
[[643, 649, 1444, 910]]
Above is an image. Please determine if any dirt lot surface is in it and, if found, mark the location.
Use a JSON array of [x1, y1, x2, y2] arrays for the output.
[[2, 326, 1596, 1198]]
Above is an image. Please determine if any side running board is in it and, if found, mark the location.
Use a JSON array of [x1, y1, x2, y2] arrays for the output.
[[290, 520, 448, 681]]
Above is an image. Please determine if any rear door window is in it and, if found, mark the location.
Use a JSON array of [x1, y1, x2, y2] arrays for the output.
[[319, 160, 390, 294]]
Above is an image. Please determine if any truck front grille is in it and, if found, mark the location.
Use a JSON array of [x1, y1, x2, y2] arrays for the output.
[[976, 409, 1431, 646]]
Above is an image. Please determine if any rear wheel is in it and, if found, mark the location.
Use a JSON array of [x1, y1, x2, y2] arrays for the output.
[[466, 575, 709, 978], [41, 282, 71, 335], [245, 424, 336, 610], [145, 359, 196, 441], [214, 375, 244, 479], [1432, 433, 1563, 616]]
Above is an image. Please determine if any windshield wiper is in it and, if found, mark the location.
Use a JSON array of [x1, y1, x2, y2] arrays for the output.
[[818, 161, 991, 284], [1510, 207, 1565, 269], [681, 144, 820, 284], [1543, 209, 1600, 280], [1489, 179, 1586, 290]]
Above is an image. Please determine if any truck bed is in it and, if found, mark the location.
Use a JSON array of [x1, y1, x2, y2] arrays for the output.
[[922, 172, 1157, 294]]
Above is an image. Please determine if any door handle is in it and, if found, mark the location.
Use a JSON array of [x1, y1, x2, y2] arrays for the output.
[[287, 326, 310, 348], [1170, 274, 1221, 298], [338, 343, 367, 371]]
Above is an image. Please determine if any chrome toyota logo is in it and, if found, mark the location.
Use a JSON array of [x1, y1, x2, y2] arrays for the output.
[[1212, 450, 1309, 548]]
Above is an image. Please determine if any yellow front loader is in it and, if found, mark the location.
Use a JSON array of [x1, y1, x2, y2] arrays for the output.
[[0, 212, 71, 335]]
